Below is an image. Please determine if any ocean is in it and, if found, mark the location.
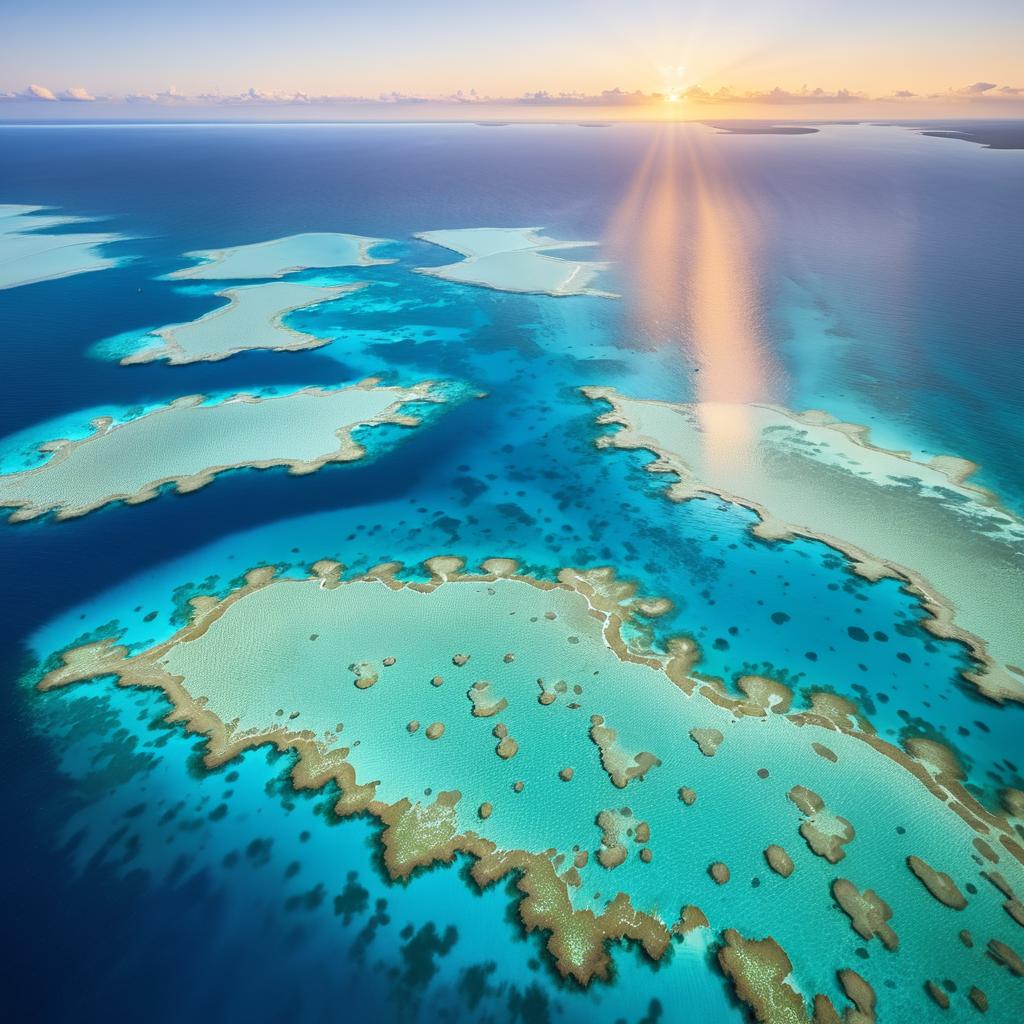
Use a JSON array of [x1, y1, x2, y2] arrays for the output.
[[1, 121, 1022, 1022]]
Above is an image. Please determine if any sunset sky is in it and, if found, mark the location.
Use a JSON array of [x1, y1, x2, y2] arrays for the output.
[[3, 0, 1022, 120]]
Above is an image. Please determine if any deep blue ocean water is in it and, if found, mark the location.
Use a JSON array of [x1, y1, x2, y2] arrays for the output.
[[1, 122, 1022, 1022]]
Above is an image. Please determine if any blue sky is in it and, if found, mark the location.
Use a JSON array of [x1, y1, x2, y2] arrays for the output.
[[2, 0, 1022, 118]]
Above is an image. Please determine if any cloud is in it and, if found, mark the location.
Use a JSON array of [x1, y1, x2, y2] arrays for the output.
[[681, 85, 863, 105], [25, 83, 57, 101], [377, 91, 431, 104], [514, 88, 652, 107], [3, 79, 1024, 114], [960, 81, 997, 95]]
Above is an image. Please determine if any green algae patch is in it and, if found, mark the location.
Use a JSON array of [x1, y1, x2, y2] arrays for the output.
[[584, 385, 1024, 705], [36, 557, 1024, 1013], [414, 227, 616, 297], [0, 378, 447, 522]]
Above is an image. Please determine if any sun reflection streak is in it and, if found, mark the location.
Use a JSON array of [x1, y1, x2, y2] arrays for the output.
[[604, 124, 780, 471]]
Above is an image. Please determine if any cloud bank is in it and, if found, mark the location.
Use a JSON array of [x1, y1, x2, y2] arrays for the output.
[[1, 81, 1022, 117]]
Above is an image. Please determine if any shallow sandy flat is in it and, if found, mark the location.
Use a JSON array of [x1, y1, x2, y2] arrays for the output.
[[123, 280, 363, 364], [168, 231, 395, 280], [0, 203, 127, 290], [414, 227, 615, 297], [0, 379, 444, 521]]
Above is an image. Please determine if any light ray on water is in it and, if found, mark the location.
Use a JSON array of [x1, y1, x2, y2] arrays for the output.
[[605, 124, 779, 468]]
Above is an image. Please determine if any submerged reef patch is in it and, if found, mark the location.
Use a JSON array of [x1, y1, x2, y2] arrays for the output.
[[37, 557, 1024, 1017]]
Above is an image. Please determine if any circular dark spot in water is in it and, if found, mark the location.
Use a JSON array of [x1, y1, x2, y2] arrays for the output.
[[873, 631, 888, 642], [713, 638, 730, 651], [757, 768, 770, 779], [848, 626, 870, 642], [770, 612, 790, 626], [805, 651, 818, 662], [751, 877, 761, 888], [895, 826, 906, 835], [855, 947, 869, 960], [965, 882, 978, 894]]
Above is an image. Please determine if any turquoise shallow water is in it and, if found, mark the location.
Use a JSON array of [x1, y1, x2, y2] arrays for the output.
[[1, 122, 1022, 1022]]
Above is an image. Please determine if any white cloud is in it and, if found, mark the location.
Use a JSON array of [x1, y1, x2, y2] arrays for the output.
[[26, 83, 57, 101], [3, 79, 1023, 113]]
